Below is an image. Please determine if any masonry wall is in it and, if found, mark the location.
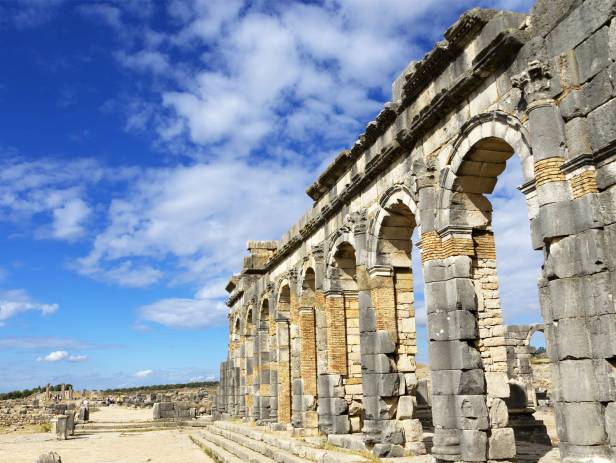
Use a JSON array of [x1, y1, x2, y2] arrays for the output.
[[216, 1, 616, 461]]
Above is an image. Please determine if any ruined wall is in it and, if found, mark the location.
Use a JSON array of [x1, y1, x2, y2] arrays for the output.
[[217, 1, 616, 461]]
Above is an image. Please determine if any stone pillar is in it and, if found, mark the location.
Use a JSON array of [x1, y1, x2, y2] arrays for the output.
[[325, 292, 347, 375], [276, 317, 291, 424], [298, 306, 318, 430], [518, 57, 616, 461], [257, 325, 272, 420], [51, 415, 68, 440]]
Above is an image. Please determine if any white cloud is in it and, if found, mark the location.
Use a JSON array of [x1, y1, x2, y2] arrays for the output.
[[76, 159, 312, 288], [38, 350, 68, 362], [135, 369, 153, 378], [0, 289, 58, 325], [36, 350, 88, 362], [138, 297, 227, 329]]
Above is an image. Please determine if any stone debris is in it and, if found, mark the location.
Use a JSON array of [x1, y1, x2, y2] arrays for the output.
[[35, 452, 62, 463], [212, 1, 616, 462]]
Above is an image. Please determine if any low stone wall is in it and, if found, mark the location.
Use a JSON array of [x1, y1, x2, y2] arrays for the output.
[[153, 402, 197, 420]]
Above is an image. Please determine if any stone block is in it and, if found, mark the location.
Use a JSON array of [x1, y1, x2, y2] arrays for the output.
[[425, 278, 477, 313], [561, 402, 607, 445], [546, 0, 616, 57], [429, 310, 477, 341], [544, 229, 607, 279], [560, 89, 588, 120], [488, 427, 516, 459], [459, 430, 487, 461], [456, 395, 489, 430], [431, 369, 485, 396], [36, 452, 62, 463], [318, 374, 343, 398], [362, 373, 403, 397], [590, 314, 616, 358], [360, 331, 395, 355], [576, 26, 610, 83], [359, 302, 376, 333], [399, 418, 423, 443], [555, 317, 591, 359], [396, 354, 416, 373], [489, 398, 509, 428], [583, 68, 614, 111], [429, 340, 482, 371], [423, 256, 472, 283], [606, 402, 616, 445], [528, 103, 567, 161], [361, 353, 394, 373], [331, 414, 350, 434], [589, 96, 616, 151], [485, 371, 510, 398], [396, 395, 416, 420]]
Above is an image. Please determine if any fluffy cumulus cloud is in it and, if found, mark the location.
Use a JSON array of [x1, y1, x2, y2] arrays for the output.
[[0, 289, 58, 325], [37, 350, 87, 362], [75, 159, 312, 291]]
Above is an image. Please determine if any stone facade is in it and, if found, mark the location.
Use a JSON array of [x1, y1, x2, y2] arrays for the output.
[[216, 1, 616, 461]]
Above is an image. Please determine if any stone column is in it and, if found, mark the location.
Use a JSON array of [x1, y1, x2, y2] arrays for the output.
[[518, 58, 616, 461]]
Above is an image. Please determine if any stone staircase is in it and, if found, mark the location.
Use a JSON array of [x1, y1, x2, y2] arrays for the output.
[[191, 420, 436, 463], [75, 416, 212, 434], [191, 420, 370, 463]]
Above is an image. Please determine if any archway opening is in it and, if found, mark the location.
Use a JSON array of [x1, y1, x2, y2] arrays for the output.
[[453, 136, 552, 449]]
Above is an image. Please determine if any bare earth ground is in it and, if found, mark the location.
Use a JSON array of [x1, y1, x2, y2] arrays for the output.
[[0, 407, 214, 463]]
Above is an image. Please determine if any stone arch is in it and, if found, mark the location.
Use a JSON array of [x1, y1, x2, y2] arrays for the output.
[[367, 185, 419, 271], [259, 298, 270, 329], [442, 110, 533, 183], [244, 305, 255, 336], [232, 316, 241, 342], [276, 280, 292, 317]]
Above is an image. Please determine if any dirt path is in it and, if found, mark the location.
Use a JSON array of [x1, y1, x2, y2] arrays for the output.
[[0, 407, 214, 463]]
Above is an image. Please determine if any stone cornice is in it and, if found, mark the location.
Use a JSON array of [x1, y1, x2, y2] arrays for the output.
[[306, 8, 500, 203]]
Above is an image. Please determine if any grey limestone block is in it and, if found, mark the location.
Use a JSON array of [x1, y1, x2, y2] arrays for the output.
[[429, 340, 482, 371], [331, 414, 350, 434], [37, 453, 62, 463], [600, 190, 616, 227], [489, 398, 509, 428], [380, 419, 405, 445], [560, 89, 589, 121], [528, 103, 566, 161], [576, 26, 610, 84], [488, 427, 517, 459], [396, 395, 416, 420], [363, 396, 396, 420], [359, 303, 376, 333], [605, 402, 616, 445], [428, 309, 478, 341], [582, 68, 614, 112], [459, 429, 488, 462], [431, 369, 486, 396], [559, 402, 607, 446], [589, 96, 616, 151], [545, 0, 616, 57], [361, 353, 395, 374], [362, 373, 404, 397], [318, 374, 343, 398], [423, 256, 472, 283], [317, 397, 348, 416], [425, 278, 477, 314], [554, 317, 592, 359], [544, 229, 608, 279], [360, 330, 396, 355]]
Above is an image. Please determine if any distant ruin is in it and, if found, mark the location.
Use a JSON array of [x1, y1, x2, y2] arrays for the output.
[[215, 1, 616, 461]]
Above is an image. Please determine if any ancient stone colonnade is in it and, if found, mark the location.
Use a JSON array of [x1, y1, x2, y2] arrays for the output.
[[216, 1, 616, 461]]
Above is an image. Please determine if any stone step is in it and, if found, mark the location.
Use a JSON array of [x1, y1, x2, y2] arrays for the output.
[[212, 420, 368, 463], [208, 424, 310, 463], [190, 433, 246, 463], [197, 428, 275, 463]]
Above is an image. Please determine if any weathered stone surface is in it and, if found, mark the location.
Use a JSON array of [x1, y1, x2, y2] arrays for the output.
[[488, 427, 516, 459]]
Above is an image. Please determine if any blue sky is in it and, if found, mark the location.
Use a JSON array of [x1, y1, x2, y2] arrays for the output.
[[0, 0, 538, 392]]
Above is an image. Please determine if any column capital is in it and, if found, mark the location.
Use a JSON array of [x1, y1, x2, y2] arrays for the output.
[[511, 60, 554, 106]]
